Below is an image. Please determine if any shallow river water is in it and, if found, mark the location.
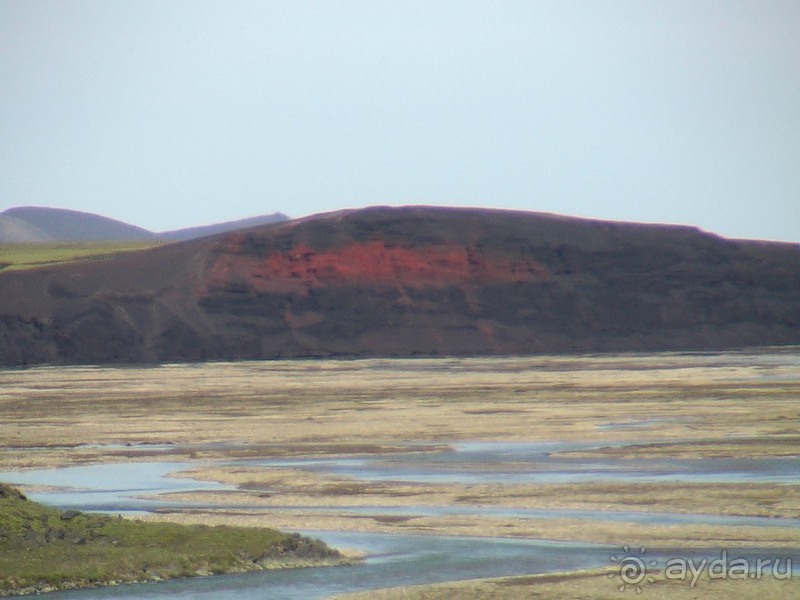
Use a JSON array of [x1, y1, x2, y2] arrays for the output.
[[249, 440, 800, 484], [30, 532, 617, 600], [3, 350, 799, 597], [2, 439, 799, 598]]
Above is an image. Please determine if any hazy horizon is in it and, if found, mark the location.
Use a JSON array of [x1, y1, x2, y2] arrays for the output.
[[2, 1, 799, 242], [2, 202, 799, 244]]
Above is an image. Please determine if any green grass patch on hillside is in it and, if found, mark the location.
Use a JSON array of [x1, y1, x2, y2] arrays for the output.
[[0, 483, 344, 595], [0, 241, 162, 272]]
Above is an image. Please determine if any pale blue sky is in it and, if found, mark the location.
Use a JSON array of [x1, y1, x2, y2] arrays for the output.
[[1, 1, 799, 241]]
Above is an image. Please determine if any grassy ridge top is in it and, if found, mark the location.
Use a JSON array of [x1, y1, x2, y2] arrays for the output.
[[0, 241, 162, 272], [0, 483, 344, 596]]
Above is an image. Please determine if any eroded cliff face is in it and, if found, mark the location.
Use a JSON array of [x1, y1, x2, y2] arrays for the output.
[[1, 206, 798, 365], [204, 237, 549, 293]]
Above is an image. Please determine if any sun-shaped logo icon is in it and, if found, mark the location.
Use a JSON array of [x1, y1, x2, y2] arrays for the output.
[[609, 546, 657, 593]]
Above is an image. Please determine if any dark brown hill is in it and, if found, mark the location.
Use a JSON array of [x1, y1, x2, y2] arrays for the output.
[[0, 206, 798, 365]]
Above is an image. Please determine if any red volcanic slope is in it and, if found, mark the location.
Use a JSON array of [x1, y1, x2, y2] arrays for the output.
[[0, 205, 799, 366], [204, 237, 549, 293]]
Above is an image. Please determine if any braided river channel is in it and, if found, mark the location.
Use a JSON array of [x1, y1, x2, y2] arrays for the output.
[[2, 350, 799, 597], [3, 439, 800, 598]]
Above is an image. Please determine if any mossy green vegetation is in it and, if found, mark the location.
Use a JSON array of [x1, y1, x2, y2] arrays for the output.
[[0, 483, 344, 596], [0, 241, 161, 272]]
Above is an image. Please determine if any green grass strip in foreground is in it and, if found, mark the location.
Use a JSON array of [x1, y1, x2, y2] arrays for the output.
[[0, 483, 344, 595]]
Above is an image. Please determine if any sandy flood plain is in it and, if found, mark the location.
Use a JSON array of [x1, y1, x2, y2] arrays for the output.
[[335, 567, 800, 600], [1, 351, 799, 595]]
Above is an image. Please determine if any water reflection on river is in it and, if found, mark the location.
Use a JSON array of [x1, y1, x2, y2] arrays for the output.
[[42, 532, 613, 600], [2, 350, 799, 598], [247, 440, 800, 484], [2, 439, 799, 599]]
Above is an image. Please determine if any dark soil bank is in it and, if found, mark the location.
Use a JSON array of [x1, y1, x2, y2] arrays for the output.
[[1, 206, 799, 365]]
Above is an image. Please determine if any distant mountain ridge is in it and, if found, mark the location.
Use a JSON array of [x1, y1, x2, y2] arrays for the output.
[[159, 213, 292, 241], [0, 207, 155, 242], [0, 206, 289, 243], [0, 205, 798, 366]]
